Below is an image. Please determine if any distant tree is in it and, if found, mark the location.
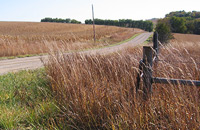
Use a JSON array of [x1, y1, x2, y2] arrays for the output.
[[194, 20, 200, 34], [144, 21, 154, 32], [186, 20, 195, 34], [165, 10, 200, 19], [84, 18, 153, 32], [85, 19, 92, 24], [155, 21, 173, 43], [41, 18, 81, 24], [170, 16, 187, 33], [159, 11, 200, 35], [119, 19, 126, 27], [113, 20, 119, 26], [71, 19, 81, 24], [65, 18, 71, 23], [41, 17, 53, 22]]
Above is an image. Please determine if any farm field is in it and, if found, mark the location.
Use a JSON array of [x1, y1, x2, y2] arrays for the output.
[[0, 22, 143, 57], [173, 33, 200, 43], [0, 32, 200, 129]]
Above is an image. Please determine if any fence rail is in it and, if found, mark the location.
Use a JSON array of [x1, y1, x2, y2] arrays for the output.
[[136, 32, 200, 100], [153, 77, 200, 86]]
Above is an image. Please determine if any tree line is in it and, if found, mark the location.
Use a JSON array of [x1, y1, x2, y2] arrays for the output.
[[41, 18, 81, 24], [85, 19, 153, 32], [155, 11, 200, 43], [40, 17, 153, 32], [165, 10, 200, 19]]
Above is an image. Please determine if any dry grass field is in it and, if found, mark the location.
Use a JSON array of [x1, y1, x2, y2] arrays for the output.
[[173, 33, 200, 43], [44, 34, 200, 129], [0, 22, 143, 57]]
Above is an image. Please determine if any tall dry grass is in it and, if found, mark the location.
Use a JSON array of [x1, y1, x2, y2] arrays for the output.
[[45, 41, 200, 129], [0, 22, 142, 57]]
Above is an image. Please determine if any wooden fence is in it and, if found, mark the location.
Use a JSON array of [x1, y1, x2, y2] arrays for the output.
[[136, 32, 200, 100]]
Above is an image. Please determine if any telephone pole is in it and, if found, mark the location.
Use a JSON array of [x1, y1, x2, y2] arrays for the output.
[[92, 4, 96, 43]]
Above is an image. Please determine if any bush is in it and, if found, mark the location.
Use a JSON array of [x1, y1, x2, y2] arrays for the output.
[[155, 22, 173, 43]]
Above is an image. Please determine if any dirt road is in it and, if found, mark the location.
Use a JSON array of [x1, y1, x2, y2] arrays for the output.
[[0, 32, 152, 75]]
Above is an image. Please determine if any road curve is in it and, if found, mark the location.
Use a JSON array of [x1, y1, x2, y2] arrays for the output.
[[0, 32, 152, 75]]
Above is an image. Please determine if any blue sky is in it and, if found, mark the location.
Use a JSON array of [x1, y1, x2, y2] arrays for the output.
[[0, 0, 200, 23]]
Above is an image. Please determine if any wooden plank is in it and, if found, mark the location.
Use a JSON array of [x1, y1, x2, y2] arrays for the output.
[[153, 77, 200, 87]]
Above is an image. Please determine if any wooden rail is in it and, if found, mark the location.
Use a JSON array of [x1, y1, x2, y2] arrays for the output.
[[153, 77, 200, 86]]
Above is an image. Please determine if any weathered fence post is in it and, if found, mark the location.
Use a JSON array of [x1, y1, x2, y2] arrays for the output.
[[153, 32, 159, 60], [143, 46, 153, 100]]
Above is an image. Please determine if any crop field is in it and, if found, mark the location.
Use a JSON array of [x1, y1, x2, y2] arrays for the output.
[[0, 22, 143, 57], [173, 33, 200, 43]]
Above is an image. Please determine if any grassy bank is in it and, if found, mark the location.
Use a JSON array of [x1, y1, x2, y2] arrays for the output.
[[0, 69, 59, 129]]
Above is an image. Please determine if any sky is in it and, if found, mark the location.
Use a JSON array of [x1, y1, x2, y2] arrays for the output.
[[0, 0, 200, 23]]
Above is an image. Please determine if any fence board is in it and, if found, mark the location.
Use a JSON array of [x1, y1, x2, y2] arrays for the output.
[[153, 77, 200, 87]]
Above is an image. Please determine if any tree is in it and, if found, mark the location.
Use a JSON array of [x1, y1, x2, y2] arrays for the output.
[[84, 18, 153, 32], [71, 19, 81, 24], [41, 18, 81, 24], [65, 18, 71, 23], [155, 21, 173, 43], [85, 19, 92, 24], [186, 20, 195, 34], [165, 10, 200, 19], [41, 17, 53, 22], [170, 16, 187, 33], [194, 20, 200, 34]]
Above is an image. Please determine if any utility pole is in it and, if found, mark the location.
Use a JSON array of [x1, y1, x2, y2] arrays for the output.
[[92, 4, 96, 43]]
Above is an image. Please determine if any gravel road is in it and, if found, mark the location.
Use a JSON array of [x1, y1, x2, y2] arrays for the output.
[[0, 32, 152, 75]]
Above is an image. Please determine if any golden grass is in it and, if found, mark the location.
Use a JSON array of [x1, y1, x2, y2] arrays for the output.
[[173, 33, 200, 43], [0, 22, 143, 57], [44, 39, 200, 129]]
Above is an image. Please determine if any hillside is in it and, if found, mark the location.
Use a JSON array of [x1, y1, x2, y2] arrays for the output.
[[0, 22, 144, 57], [148, 18, 159, 25]]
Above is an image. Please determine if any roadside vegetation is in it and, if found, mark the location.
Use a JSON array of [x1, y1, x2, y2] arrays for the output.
[[0, 69, 59, 129], [0, 22, 143, 57], [44, 38, 199, 129]]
